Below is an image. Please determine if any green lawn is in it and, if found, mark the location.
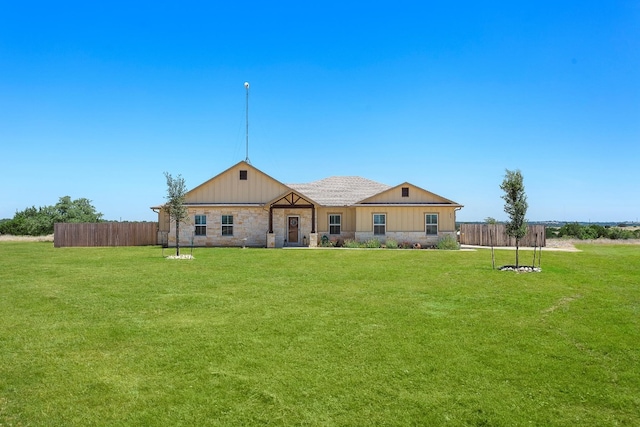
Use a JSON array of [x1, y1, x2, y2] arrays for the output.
[[1, 243, 638, 426]]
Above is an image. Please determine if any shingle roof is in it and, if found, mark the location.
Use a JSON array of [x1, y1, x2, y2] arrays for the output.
[[287, 176, 391, 206]]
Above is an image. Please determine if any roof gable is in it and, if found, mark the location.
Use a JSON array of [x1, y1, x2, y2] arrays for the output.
[[358, 182, 461, 205], [268, 190, 318, 207], [185, 161, 291, 204]]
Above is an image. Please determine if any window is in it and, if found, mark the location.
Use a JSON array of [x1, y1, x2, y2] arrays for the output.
[[426, 214, 438, 235], [373, 214, 386, 235], [195, 215, 207, 236], [222, 215, 233, 236], [402, 187, 409, 197], [329, 214, 341, 235], [239, 170, 247, 180]]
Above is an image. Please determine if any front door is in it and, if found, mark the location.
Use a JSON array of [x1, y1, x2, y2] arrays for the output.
[[288, 216, 299, 244]]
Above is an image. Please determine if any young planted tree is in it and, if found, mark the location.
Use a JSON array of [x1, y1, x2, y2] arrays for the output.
[[163, 172, 188, 256], [485, 217, 498, 269], [500, 169, 528, 267]]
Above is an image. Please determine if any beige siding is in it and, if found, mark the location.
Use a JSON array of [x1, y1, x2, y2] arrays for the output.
[[363, 184, 454, 204], [186, 163, 290, 204], [316, 207, 356, 233], [355, 206, 457, 232], [158, 209, 170, 232]]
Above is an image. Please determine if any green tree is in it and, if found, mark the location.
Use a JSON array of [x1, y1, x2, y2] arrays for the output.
[[54, 196, 103, 223], [558, 222, 581, 238], [500, 169, 528, 267], [163, 172, 189, 256], [0, 197, 102, 236]]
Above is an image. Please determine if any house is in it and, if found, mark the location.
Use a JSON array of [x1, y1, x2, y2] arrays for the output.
[[152, 161, 463, 248]]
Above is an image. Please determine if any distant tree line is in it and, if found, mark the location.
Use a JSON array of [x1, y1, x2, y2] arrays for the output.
[[0, 196, 103, 236], [549, 222, 640, 240]]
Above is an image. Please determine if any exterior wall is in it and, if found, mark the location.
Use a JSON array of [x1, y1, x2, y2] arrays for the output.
[[186, 163, 290, 204], [158, 209, 170, 232], [272, 208, 313, 247], [315, 207, 356, 242], [164, 206, 318, 248], [165, 205, 458, 247], [157, 209, 171, 246], [355, 206, 457, 233], [167, 207, 269, 247]]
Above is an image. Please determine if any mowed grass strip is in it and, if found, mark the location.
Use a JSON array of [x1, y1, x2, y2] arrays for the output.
[[0, 242, 638, 426]]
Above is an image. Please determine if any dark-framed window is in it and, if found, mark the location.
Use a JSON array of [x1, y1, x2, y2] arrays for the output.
[[402, 187, 409, 197], [373, 213, 386, 235], [222, 215, 234, 236], [425, 214, 438, 235], [239, 170, 247, 180], [329, 214, 341, 235], [195, 215, 207, 236]]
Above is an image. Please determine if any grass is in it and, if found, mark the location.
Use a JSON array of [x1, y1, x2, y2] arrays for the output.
[[0, 243, 639, 426]]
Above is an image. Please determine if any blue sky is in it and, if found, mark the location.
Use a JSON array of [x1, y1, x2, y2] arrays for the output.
[[1, 1, 639, 222]]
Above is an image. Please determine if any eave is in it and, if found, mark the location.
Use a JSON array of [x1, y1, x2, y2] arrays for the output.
[[354, 203, 464, 208]]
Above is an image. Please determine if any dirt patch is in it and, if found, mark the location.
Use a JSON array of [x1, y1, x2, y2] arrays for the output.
[[0, 234, 54, 242], [546, 238, 640, 250], [542, 295, 582, 314], [545, 239, 580, 251]]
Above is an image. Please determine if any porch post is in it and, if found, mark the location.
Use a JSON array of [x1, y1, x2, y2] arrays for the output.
[[269, 206, 273, 233], [311, 205, 316, 233]]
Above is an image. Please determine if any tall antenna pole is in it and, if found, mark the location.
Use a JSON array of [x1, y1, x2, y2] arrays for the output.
[[244, 81, 251, 164]]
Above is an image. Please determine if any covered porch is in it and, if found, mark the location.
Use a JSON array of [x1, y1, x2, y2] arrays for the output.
[[266, 191, 318, 248]]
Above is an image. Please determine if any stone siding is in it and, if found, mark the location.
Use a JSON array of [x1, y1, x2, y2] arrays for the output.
[[166, 207, 317, 248], [167, 207, 269, 247], [271, 209, 313, 247]]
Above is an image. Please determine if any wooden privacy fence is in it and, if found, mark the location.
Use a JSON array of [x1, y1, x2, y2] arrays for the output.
[[459, 224, 546, 247], [54, 222, 158, 247]]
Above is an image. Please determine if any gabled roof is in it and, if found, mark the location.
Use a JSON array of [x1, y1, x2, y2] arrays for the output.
[[183, 160, 293, 205], [288, 176, 391, 206], [358, 182, 462, 206], [186, 160, 287, 197], [152, 162, 462, 210]]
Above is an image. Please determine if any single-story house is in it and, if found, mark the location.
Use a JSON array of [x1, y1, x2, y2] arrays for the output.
[[152, 161, 463, 248]]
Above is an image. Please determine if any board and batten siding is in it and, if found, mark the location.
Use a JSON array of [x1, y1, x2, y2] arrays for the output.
[[363, 184, 453, 204], [157, 209, 170, 233], [315, 207, 356, 235], [186, 164, 290, 204], [355, 206, 457, 233]]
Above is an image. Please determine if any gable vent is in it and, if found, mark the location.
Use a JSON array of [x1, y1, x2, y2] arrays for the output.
[[239, 170, 248, 180]]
